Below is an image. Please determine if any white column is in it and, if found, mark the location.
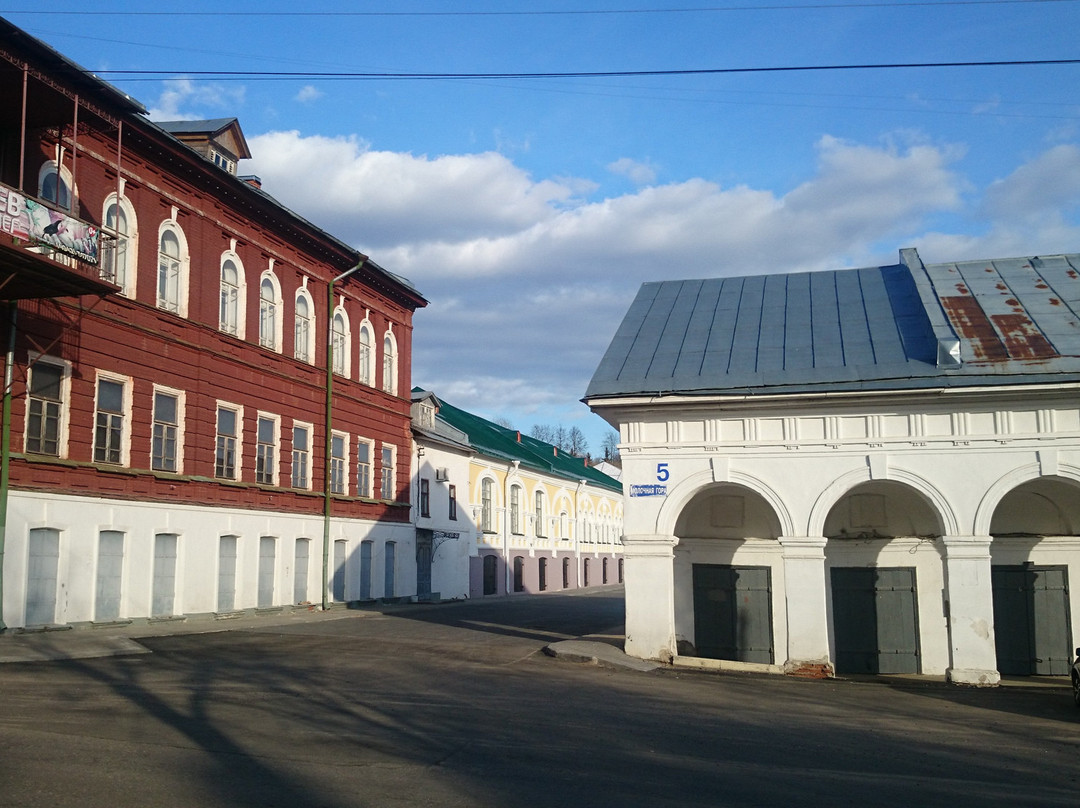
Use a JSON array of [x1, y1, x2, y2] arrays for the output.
[[942, 536, 1000, 686], [778, 536, 833, 677], [622, 533, 677, 663]]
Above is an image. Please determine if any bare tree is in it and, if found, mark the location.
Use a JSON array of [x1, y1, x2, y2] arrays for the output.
[[601, 430, 621, 465], [530, 424, 555, 444], [567, 426, 588, 457]]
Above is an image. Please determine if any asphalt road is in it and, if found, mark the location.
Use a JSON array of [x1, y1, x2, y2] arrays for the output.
[[1, 588, 1078, 808]]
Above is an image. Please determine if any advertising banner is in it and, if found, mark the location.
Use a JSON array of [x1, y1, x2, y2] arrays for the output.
[[1, 182, 99, 265]]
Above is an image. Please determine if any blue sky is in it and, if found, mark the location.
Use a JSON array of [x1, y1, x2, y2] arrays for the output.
[[7, 1, 1080, 454]]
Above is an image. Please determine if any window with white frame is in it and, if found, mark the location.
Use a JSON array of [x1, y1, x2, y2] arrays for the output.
[[93, 375, 129, 466], [382, 331, 397, 395], [215, 404, 241, 479], [331, 309, 348, 376], [151, 388, 183, 473], [259, 273, 282, 351], [419, 478, 430, 518], [291, 422, 312, 489], [294, 290, 314, 363], [101, 194, 137, 295], [220, 258, 241, 335], [330, 432, 347, 495], [357, 321, 373, 385], [510, 484, 523, 535], [380, 444, 395, 500], [255, 413, 279, 485], [449, 484, 458, 520], [481, 477, 494, 533], [156, 218, 188, 316], [356, 438, 373, 498], [25, 358, 67, 457], [38, 159, 73, 210], [535, 490, 546, 537]]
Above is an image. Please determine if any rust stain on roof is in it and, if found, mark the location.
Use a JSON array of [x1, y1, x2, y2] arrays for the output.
[[991, 314, 1059, 360], [940, 296, 1008, 361]]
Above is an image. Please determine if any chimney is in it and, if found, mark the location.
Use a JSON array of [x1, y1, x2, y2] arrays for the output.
[[516, 431, 521, 443], [239, 175, 262, 189]]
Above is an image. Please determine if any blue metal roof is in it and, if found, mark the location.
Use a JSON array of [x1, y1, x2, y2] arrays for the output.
[[585, 248, 1080, 400]]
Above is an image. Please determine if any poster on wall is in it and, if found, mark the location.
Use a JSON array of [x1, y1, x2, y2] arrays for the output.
[[1, 182, 99, 265]]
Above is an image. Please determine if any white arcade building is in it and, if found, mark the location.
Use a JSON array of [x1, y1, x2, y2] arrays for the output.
[[585, 248, 1080, 685]]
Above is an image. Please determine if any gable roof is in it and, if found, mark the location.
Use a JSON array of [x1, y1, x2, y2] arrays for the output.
[[586, 248, 1080, 401], [413, 389, 622, 494]]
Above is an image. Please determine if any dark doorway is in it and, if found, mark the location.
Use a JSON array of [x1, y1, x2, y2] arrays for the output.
[[831, 567, 919, 674], [513, 556, 525, 592], [483, 554, 498, 596], [416, 529, 433, 598], [692, 564, 774, 663], [992, 565, 1072, 675]]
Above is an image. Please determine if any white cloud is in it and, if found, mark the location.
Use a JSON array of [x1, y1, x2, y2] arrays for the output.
[[243, 128, 1080, 449], [294, 85, 324, 104], [147, 78, 246, 121], [608, 157, 657, 185]]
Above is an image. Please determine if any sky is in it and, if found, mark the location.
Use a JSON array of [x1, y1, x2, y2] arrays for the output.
[[6, 1, 1080, 456]]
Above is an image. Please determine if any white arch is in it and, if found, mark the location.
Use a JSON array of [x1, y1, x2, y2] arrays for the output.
[[974, 461, 1080, 537], [807, 464, 959, 538], [655, 468, 795, 539]]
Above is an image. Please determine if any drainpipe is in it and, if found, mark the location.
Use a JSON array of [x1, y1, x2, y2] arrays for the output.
[[0, 302, 16, 632], [322, 261, 365, 610]]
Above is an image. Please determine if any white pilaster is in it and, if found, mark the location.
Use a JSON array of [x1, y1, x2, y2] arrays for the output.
[[622, 533, 677, 663], [778, 536, 833, 677], [942, 535, 1000, 686]]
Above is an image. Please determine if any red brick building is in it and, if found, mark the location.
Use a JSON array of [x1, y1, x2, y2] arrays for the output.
[[0, 20, 426, 630]]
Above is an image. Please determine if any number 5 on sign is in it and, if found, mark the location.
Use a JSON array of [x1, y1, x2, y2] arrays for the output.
[[656, 463, 669, 482]]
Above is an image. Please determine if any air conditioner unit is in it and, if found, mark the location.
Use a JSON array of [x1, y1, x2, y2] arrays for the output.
[[435, 467, 449, 482]]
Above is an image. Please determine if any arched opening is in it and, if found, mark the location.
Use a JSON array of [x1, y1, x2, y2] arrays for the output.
[[824, 481, 945, 675], [672, 483, 783, 663], [989, 477, 1080, 676]]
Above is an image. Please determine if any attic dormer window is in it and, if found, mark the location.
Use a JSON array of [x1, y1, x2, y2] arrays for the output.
[[212, 149, 235, 174]]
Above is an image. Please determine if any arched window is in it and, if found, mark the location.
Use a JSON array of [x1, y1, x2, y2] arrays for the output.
[[157, 224, 186, 315], [101, 194, 137, 295], [535, 490, 546, 537], [382, 331, 397, 395], [510, 484, 522, 535], [331, 310, 348, 376], [259, 274, 281, 351], [220, 259, 241, 335], [294, 291, 314, 363], [38, 160, 73, 210], [481, 477, 494, 533], [357, 322, 373, 385]]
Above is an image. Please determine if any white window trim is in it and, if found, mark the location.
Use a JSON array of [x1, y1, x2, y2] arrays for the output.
[[219, 243, 247, 338], [534, 488, 546, 538], [24, 352, 72, 459], [331, 302, 351, 377], [330, 430, 350, 496], [214, 400, 244, 481], [294, 285, 316, 365], [258, 266, 283, 352], [480, 475, 497, 534], [380, 442, 397, 501], [93, 370, 133, 467], [355, 436, 375, 499], [150, 384, 186, 474], [255, 411, 281, 486], [291, 419, 314, 490], [357, 316, 374, 385], [381, 327, 398, 396], [156, 213, 190, 318], [510, 483, 523, 535], [101, 190, 138, 298], [37, 156, 76, 210]]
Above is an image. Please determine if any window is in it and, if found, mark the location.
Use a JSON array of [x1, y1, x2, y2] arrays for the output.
[[449, 484, 458, 520], [294, 291, 313, 363], [255, 414, 278, 485], [26, 360, 64, 456], [382, 332, 397, 395], [380, 444, 395, 500], [291, 423, 311, 489], [535, 490, 546, 537], [215, 404, 240, 479], [330, 432, 347, 495], [101, 194, 136, 294], [259, 275, 280, 351], [357, 322, 373, 385], [331, 311, 348, 376], [38, 160, 73, 210], [151, 389, 181, 473], [419, 478, 430, 518], [156, 219, 188, 316], [481, 478, 494, 533], [212, 149, 235, 174], [356, 439, 373, 498], [94, 377, 126, 465], [510, 485, 522, 535], [220, 259, 241, 335]]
